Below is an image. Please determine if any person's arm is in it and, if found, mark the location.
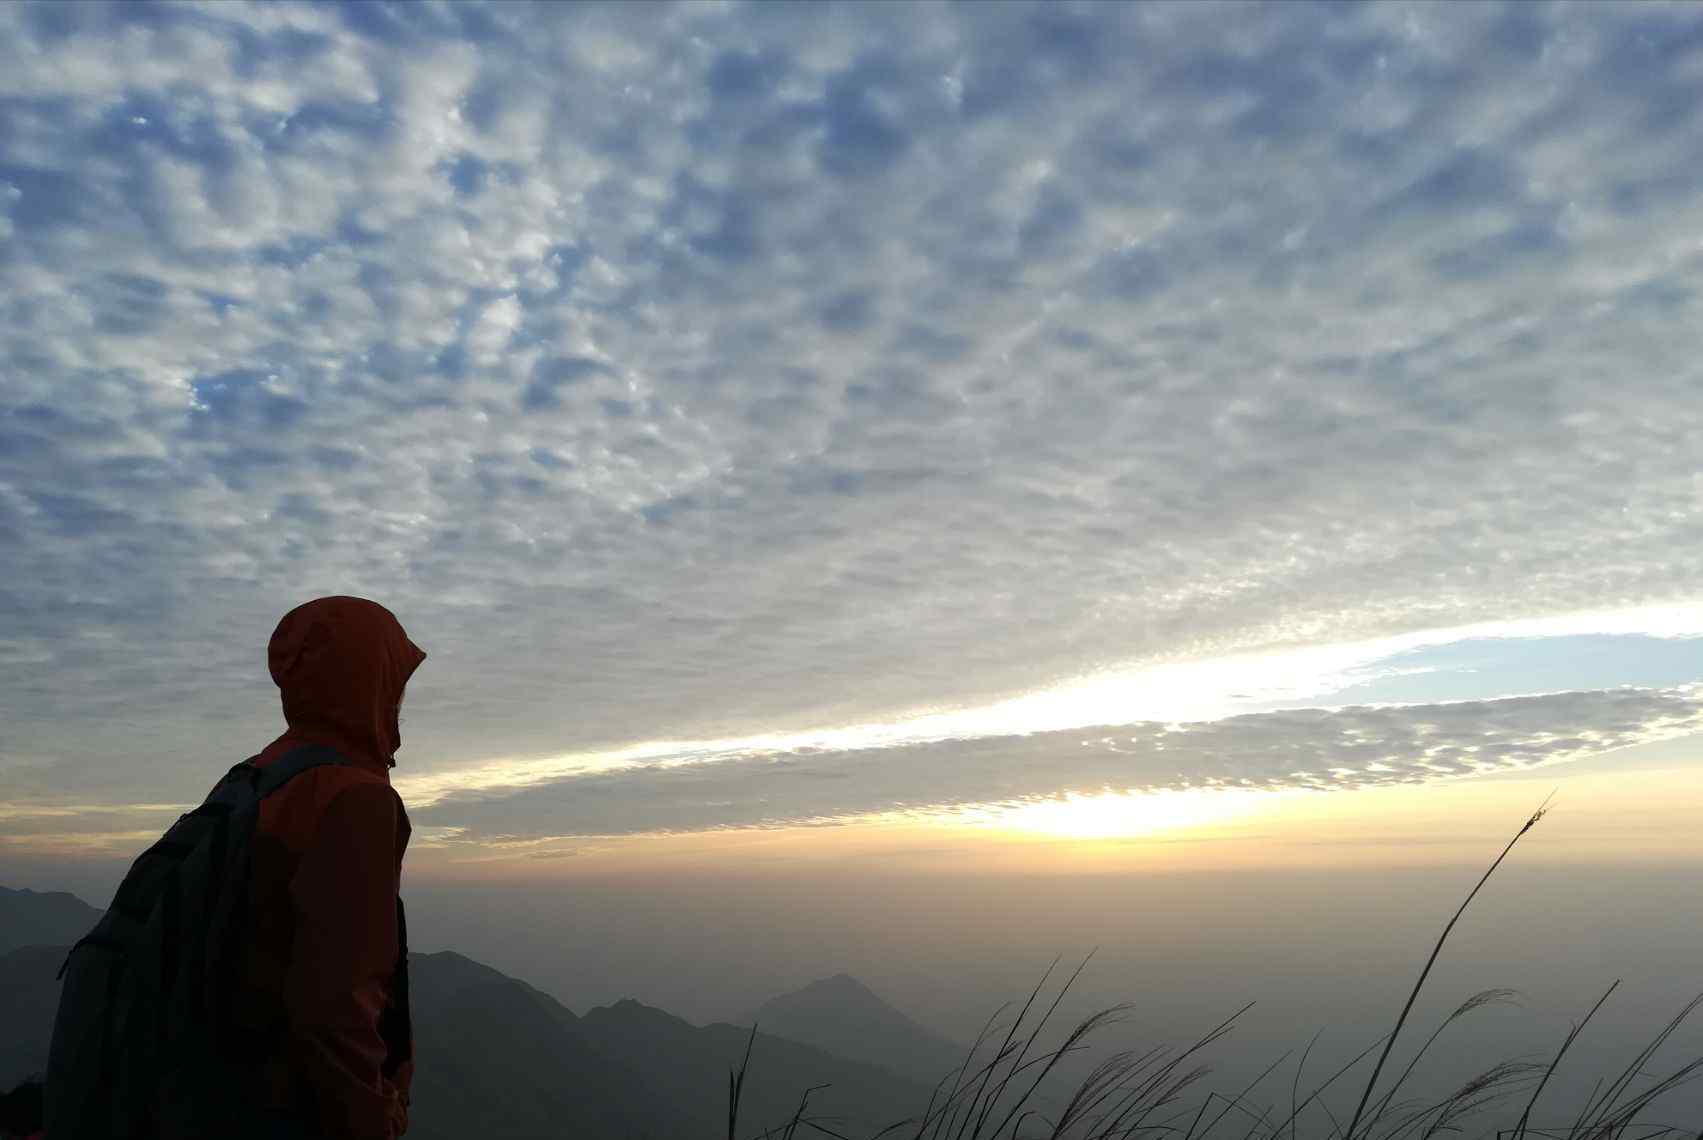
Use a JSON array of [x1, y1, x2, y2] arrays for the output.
[[286, 780, 407, 1140]]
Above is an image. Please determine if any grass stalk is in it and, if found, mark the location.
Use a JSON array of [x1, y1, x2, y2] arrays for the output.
[[1342, 796, 1553, 1140]]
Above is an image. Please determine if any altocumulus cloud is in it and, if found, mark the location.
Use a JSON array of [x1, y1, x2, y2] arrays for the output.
[[409, 687, 1703, 838], [2, 2, 1703, 829]]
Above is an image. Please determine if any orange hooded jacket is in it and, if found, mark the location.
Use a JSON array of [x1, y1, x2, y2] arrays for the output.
[[233, 596, 426, 1140]]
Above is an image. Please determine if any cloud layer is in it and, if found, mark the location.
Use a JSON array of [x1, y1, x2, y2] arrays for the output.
[[408, 686, 1703, 839], [3, 2, 1703, 826]]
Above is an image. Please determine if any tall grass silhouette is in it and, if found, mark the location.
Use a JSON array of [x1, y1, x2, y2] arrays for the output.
[[727, 802, 1703, 1140]]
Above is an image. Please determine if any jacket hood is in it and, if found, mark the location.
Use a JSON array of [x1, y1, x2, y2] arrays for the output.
[[268, 596, 427, 770]]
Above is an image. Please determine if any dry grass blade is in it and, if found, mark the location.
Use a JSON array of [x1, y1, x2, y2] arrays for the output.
[[1291, 1030, 1325, 1140], [1370, 1060, 1540, 1140], [730, 1023, 759, 1140], [866, 1122, 919, 1140], [1343, 797, 1553, 1140], [778, 1085, 831, 1140], [1365, 988, 1522, 1128], [1190, 1068, 1287, 1140], [1589, 1057, 1703, 1140], [992, 1004, 1129, 1138], [1510, 979, 1619, 1140], [1096, 1062, 1214, 1139], [1092, 1008, 1250, 1140], [1269, 1033, 1393, 1140], [1417, 1060, 1543, 1140], [975, 953, 1100, 1140], [923, 1008, 1023, 1139], [1054, 1044, 1167, 1134], [1234, 1102, 1274, 1140], [1070, 1038, 1221, 1139], [1571, 992, 1703, 1140], [926, 959, 1058, 1140]]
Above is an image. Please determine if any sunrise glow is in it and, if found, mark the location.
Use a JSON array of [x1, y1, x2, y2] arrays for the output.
[[974, 786, 1297, 841]]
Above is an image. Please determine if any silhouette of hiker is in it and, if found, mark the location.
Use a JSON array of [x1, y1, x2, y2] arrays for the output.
[[240, 596, 425, 1139], [48, 596, 422, 1138], [49, 596, 425, 1140]]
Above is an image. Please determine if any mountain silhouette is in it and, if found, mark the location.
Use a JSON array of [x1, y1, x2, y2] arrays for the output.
[[584, 997, 933, 1136], [0, 886, 935, 1137], [0, 885, 100, 955], [752, 972, 966, 1086], [407, 957, 671, 1139]]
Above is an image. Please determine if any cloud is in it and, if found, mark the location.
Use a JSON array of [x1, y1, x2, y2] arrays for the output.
[[410, 686, 1703, 839], [2, 1, 1703, 827]]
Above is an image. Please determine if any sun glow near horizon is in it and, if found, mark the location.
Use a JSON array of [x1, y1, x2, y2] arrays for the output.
[[370, 741, 1703, 884], [392, 602, 1703, 811], [970, 786, 1307, 841]]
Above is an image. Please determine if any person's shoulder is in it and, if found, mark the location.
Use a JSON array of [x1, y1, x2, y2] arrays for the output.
[[294, 758, 392, 791], [311, 776, 408, 855], [259, 762, 395, 845], [312, 767, 400, 819]]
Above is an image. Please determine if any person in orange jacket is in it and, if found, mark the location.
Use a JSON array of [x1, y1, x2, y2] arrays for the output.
[[233, 596, 426, 1140]]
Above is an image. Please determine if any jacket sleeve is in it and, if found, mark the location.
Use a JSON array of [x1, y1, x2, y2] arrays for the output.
[[286, 780, 407, 1140]]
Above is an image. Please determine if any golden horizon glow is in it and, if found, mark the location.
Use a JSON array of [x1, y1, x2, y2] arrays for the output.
[[393, 601, 1703, 810], [389, 742, 1703, 880], [962, 787, 1307, 840]]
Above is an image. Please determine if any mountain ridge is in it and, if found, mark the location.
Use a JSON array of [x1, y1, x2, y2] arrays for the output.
[[752, 971, 967, 1086], [0, 885, 101, 955], [0, 885, 936, 1137]]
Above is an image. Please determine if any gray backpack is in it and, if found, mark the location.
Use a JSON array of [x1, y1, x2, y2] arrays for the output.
[[46, 745, 358, 1138]]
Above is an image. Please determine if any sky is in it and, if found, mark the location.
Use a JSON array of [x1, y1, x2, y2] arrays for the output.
[[4, 0, 1703, 1096]]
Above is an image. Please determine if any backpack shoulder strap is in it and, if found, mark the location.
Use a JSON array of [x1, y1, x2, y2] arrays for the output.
[[229, 744, 351, 799]]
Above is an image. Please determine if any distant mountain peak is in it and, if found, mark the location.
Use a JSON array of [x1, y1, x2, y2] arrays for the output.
[[0, 883, 103, 957], [753, 972, 965, 1084], [607, 996, 668, 1016], [1, 884, 98, 907], [592, 996, 697, 1032]]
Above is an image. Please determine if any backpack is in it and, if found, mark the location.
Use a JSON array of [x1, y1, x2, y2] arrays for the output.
[[44, 744, 411, 1139]]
